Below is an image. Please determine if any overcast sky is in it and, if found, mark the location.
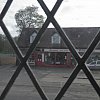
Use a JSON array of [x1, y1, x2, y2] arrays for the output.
[[0, 0, 100, 37]]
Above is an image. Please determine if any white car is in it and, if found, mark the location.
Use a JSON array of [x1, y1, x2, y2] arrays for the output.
[[86, 60, 100, 70]]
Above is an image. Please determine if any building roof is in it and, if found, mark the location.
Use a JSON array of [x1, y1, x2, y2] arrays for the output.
[[18, 27, 100, 49]]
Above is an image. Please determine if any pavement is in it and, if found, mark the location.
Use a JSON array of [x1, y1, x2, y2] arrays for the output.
[[0, 65, 100, 100]]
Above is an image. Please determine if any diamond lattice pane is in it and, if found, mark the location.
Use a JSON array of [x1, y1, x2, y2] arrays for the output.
[[55, 0, 100, 27], [0, 0, 100, 100], [62, 74, 100, 100]]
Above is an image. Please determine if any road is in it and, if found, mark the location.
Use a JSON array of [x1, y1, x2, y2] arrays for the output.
[[0, 65, 100, 100]]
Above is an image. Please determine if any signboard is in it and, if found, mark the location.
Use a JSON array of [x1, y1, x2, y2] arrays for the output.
[[44, 49, 69, 52], [44, 49, 100, 53]]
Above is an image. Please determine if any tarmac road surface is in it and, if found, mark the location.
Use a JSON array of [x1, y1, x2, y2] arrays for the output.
[[0, 65, 100, 100]]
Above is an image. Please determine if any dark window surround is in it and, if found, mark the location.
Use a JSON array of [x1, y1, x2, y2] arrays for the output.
[[0, 0, 100, 100]]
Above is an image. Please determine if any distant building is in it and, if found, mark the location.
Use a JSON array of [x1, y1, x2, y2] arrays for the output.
[[17, 27, 100, 67]]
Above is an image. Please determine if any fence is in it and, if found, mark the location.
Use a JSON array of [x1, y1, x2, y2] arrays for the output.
[[0, 53, 16, 65]]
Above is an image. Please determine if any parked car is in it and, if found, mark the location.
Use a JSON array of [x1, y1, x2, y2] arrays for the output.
[[86, 60, 100, 70]]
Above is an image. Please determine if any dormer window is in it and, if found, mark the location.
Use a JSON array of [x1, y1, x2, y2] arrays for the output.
[[51, 33, 61, 44], [30, 32, 37, 43]]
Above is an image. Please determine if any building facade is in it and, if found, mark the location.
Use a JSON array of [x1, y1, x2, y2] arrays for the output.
[[18, 27, 100, 67]]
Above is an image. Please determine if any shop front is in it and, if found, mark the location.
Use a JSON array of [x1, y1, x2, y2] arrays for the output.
[[44, 52, 66, 65], [31, 49, 75, 67]]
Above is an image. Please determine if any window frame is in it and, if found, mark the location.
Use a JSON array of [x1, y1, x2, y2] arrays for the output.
[[30, 32, 37, 43], [51, 33, 61, 44], [0, 0, 100, 99]]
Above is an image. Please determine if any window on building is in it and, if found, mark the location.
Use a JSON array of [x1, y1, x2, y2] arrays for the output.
[[30, 32, 37, 43], [51, 33, 61, 44]]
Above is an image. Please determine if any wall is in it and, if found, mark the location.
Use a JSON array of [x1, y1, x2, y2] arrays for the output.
[[0, 54, 16, 65]]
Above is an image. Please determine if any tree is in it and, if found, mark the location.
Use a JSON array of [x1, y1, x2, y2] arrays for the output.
[[0, 34, 15, 53], [0, 34, 4, 52], [15, 5, 44, 32]]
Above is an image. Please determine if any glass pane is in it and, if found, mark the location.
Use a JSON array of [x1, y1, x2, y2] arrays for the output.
[[3, 0, 47, 56], [61, 70, 99, 100], [55, 0, 100, 27], [97, 61, 100, 64], [0, 0, 100, 99], [90, 61, 96, 65], [0, 0, 7, 13], [3, 0, 46, 37], [43, 0, 57, 11], [27, 23, 77, 67], [4, 68, 42, 100]]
